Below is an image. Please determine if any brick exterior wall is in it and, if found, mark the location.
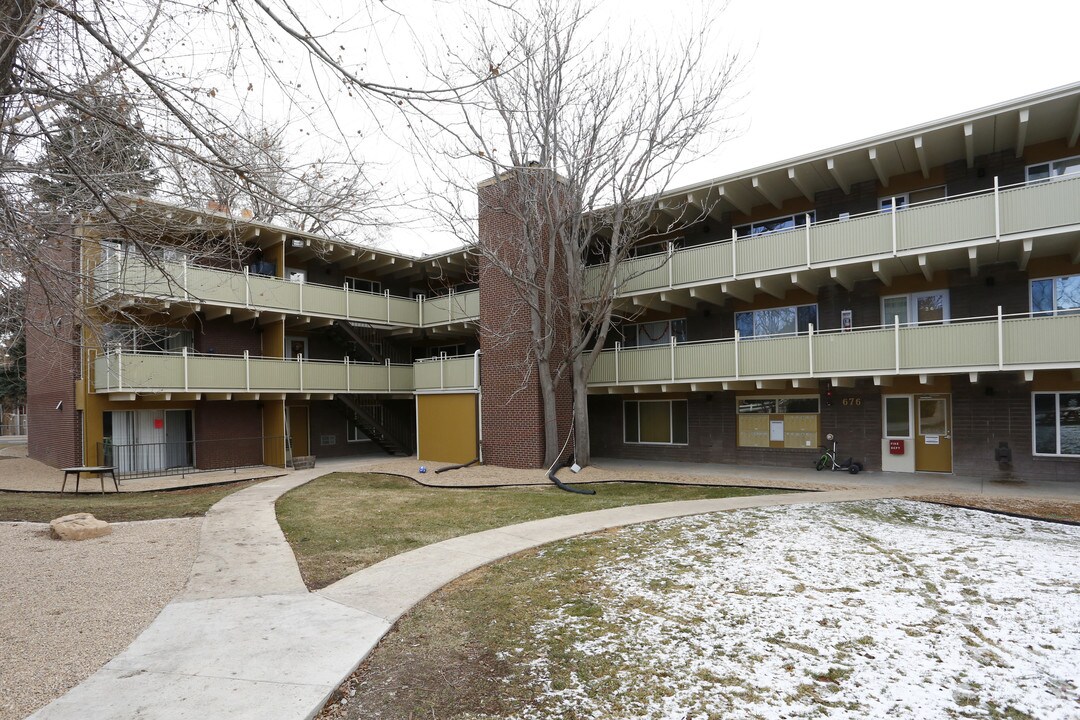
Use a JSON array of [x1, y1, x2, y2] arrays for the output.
[[192, 400, 263, 469], [193, 317, 263, 356], [26, 232, 83, 468], [477, 172, 573, 468]]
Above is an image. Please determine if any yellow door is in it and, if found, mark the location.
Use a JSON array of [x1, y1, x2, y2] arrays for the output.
[[915, 394, 952, 473], [287, 406, 309, 458]]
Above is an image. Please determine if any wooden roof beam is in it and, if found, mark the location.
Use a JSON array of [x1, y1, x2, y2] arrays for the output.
[[787, 167, 815, 203], [826, 158, 851, 195], [868, 147, 889, 187], [1015, 108, 1030, 158]]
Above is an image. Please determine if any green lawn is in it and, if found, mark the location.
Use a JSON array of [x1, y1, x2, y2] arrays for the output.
[[276, 472, 787, 590], [0, 480, 260, 523]]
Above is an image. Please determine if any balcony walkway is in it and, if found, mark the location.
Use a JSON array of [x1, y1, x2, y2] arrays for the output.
[[28, 458, 1080, 720]]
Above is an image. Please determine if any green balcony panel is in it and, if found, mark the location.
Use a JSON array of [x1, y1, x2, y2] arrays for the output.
[[896, 194, 995, 251], [675, 342, 735, 381], [811, 213, 891, 265], [813, 329, 893, 375], [737, 227, 804, 275], [898, 321, 997, 370], [1003, 314, 1080, 365]]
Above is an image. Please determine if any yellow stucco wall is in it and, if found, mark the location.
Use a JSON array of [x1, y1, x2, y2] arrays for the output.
[[417, 393, 478, 465]]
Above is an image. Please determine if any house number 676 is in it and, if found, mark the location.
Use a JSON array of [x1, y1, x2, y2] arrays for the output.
[[842, 397, 862, 406]]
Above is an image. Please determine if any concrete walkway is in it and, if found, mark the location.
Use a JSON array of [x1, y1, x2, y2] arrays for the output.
[[23, 462, 989, 719]]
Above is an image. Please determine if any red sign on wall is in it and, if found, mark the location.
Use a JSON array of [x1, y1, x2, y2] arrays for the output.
[[154, 418, 164, 430], [889, 439, 905, 455]]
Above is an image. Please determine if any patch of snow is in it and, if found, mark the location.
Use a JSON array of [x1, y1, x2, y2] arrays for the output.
[[513, 500, 1080, 719]]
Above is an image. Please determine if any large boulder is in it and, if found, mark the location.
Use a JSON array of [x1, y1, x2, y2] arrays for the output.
[[50, 513, 112, 541]]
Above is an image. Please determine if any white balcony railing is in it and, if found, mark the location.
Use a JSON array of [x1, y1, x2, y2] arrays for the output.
[[93, 256, 479, 329], [91, 349, 481, 395], [587, 311, 1080, 386], [585, 174, 1080, 297]]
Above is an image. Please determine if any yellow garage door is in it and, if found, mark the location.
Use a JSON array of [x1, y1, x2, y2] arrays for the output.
[[417, 393, 478, 464]]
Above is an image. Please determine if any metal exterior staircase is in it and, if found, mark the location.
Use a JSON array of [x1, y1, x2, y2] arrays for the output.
[[335, 394, 411, 456]]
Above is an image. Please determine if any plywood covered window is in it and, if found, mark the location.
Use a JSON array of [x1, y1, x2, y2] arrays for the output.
[[737, 395, 820, 449], [623, 400, 688, 445]]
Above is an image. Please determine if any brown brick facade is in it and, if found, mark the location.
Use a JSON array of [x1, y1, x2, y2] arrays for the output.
[[26, 232, 83, 468], [477, 172, 573, 468]]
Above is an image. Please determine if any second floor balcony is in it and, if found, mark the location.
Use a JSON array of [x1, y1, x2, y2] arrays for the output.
[[587, 311, 1080, 388], [92, 351, 480, 396]]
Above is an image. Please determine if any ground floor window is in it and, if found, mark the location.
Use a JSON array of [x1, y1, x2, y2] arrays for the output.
[[884, 396, 913, 438], [103, 409, 193, 473], [347, 405, 384, 443], [1033, 392, 1080, 456], [737, 395, 819, 449], [623, 400, 688, 445]]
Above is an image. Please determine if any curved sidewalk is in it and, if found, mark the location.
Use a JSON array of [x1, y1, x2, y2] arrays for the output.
[[29, 463, 896, 720]]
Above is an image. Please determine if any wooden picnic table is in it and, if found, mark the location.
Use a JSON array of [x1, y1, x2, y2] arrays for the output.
[[61, 466, 119, 494]]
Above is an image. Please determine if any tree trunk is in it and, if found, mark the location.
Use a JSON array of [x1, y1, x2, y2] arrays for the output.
[[537, 356, 561, 468], [571, 354, 591, 466]]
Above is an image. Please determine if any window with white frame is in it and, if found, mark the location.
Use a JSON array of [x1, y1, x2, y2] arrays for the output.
[[623, 400, 688, 445], [625, 319, 686, 347], [881, 291, 949, 326], [102, 324, 193, 353], [1026, 155, 1080, 183], [735, 304, 817, 339], [345, 277, 381, 294], [1033, 392, 1080, 456], [347, 405, 384, 443], [1030, 275, 1080, 316], [736, 395, 820, 448], [734, 212, 815, 238]]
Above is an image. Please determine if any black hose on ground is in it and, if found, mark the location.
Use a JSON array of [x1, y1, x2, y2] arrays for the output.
[[548, 462, 596, 495], [433, 458, 480, 474]]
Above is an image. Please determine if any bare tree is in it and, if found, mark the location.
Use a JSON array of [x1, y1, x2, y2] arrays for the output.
[[430, 0, 741, 466], [0, 0, 469, 338]]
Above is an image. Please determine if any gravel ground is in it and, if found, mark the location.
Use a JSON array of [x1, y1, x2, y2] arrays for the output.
[[0, 451, 284, 493], [0, 518, 202, 720]]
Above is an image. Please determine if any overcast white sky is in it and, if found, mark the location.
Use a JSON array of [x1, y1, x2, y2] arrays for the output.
[[244, 0, 1080, 255]]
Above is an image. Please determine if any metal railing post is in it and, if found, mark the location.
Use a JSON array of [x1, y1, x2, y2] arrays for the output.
[[805, 214, 812, 268], [299, 279, 304, 314], [994, 176, 1001, 240], [440, 355, 446, 389], [182, 259, 189, 301], [345, 356, 350, 392], [670, 335, 676, 382], [997, 305, 1004, 369], [344, 283, 350, 320], [731, 229, 738, 279], [449, 288, 455, 322], [418, 294, 424, 327], [245, 350, 250, 391], [385, 290, 391, 323], [734, 330, 740, 379], [183, 347, 189, 391], [298, 354, 304, 393], [244, 266, 251, 308], [386, 359, 391, 392], [615, 341, 621, 385], [891, 197, 898, 255], [894, 316, 901, 374], [808, 323, 814, 376], [667, 241, 674, 289]]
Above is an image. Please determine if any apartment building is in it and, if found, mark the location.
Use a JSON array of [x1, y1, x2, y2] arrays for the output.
[[26, 82, 1080, 481]]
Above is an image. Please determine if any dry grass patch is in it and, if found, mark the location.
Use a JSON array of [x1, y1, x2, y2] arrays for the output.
[[0, 480, 261, 522], [275, 472, 783, 590]]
